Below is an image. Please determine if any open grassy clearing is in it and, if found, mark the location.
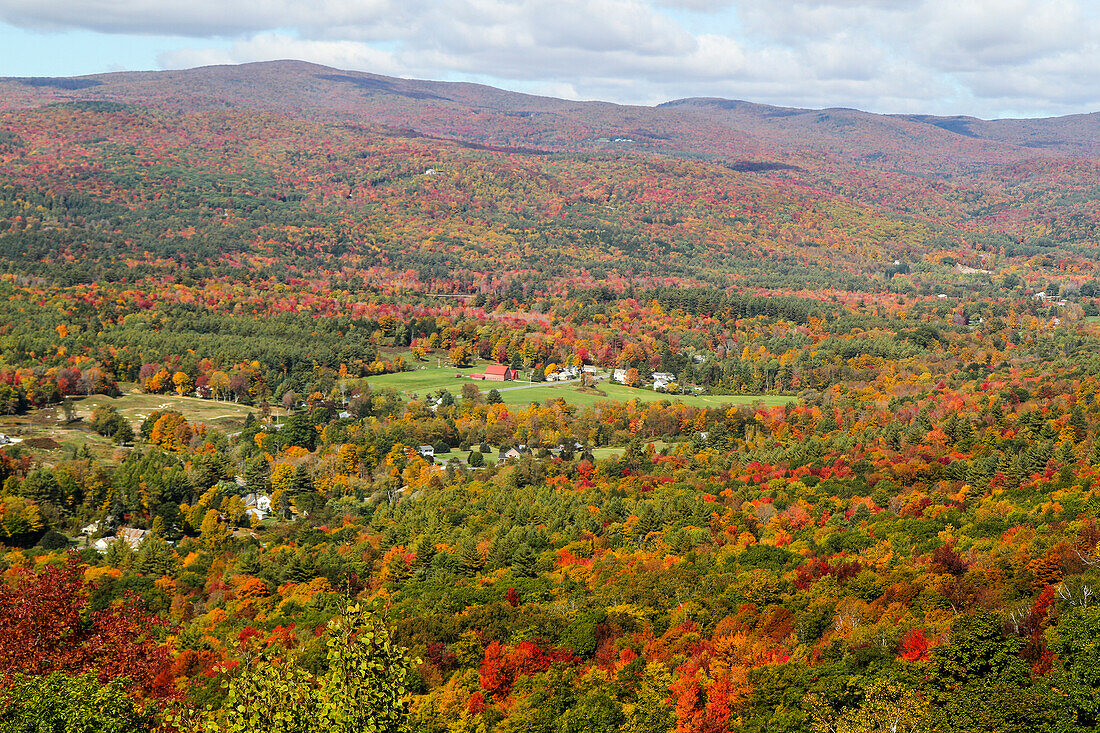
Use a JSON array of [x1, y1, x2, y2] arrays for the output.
[[0, 388, 262, 463], [366, 366, 795, 410], [596, 383, 794, 408], [432, 447, 502, 468], [590, 440, 675, 460], [498, 381, 793, 409], [0, 372, 788, 465], [77, 388, 261, 431], [0, 404, 126, 463], [364, 365, 513, 396]]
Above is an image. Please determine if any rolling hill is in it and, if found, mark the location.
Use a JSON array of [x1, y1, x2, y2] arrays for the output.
[[3, 60, 1099, 173]]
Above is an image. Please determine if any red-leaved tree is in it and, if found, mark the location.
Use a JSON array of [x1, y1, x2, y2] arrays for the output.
[[0, 559, 177, 699]]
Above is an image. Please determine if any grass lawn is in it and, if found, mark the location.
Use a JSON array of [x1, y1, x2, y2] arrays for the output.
[[365, 365, 504, 397], [597, 383, 793, 408], [590, 440, 674, 460], [434, 446, 502, 468], [497, 380, 793, 409], [497, 385, 603, 407]]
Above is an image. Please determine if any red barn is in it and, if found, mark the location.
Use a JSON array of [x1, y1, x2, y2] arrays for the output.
[[483, 365, 518, 381]]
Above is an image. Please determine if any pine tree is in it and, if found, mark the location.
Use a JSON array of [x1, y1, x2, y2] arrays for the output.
[[460, 541, 485, 576], [135, 533, 179, 576]]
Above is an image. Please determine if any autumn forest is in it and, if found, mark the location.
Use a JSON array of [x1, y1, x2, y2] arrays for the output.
[[0, 62, 1100, 733]]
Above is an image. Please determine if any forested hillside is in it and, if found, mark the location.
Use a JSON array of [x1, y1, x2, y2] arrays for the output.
[[1, 64, 1100, 733]]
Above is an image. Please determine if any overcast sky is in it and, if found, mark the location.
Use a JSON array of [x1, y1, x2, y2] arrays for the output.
[[1, 0, 1097, 119]]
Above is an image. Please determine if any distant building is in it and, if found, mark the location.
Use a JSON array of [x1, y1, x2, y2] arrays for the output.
[[613, 368, 628, 383], [419, 445, 435, 458], [243, 494, 272, 522], [118, 527, 148, 549], [546, 366, 578, 382], [94, 527, 148, 553], [472, 364, 518, 381], [502, 446, 531, 461]]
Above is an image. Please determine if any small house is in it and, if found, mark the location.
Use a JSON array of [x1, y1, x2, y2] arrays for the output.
[[118, 527, 148, 549], [243, 494, 272, 522], [557, 366, 578, 380], [502, 446, 531, 461], [94, 527, 148, 553], [419, 445, 435, 458]]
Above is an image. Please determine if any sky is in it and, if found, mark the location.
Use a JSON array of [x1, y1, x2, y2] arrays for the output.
[[0, 0, 1098, 119]]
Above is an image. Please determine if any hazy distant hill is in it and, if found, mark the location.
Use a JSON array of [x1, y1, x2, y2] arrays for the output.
[[2, 60, 1098, 174], [661, 98, 1100, 164]]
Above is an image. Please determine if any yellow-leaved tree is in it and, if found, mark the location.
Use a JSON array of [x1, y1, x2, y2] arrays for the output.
[[194, 605, 418, 733]]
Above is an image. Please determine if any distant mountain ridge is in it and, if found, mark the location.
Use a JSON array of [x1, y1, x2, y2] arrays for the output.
[[2, 60, 1098, 172]]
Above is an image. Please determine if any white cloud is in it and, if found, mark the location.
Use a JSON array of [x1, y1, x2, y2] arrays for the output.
[[161, 33, 405, 76], [914, 0, 1088, 71], [0, 0, 401, 37], [3, 0, 1099, 116]]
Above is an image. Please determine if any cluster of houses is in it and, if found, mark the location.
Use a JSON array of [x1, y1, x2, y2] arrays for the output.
[[611, 369, 678, 391], [466, 363, 602, 383], [82, 492, 274, 553], [543, 365, 598, 382], [76, 436, 597, 549], [500, 442, 584, 460], [470, 360, 702, 393], [1033, 291, 1070, 307], [417, 441, 586, 465], [82, 523, 148, 553]]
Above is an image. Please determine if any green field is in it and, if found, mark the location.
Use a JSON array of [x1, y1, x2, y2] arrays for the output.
[[497, 381, 793, 409], [365, 366, 498, 397], [596, 383, 793, 408], [366, 366, 794, 410]]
